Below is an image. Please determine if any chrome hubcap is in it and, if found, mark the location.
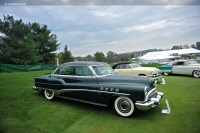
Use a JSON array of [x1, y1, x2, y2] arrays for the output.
[[194, 71, 200, 77], [117, 99, 131, 113], [46, 90, 53, 97]]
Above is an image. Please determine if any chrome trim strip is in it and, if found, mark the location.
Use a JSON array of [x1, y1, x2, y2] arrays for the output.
[[97, 90, 130, 96], [55, 89, 130, 96], [34, 87, 130, 96], [145, 87, 157, 101], [57, 96, 107, 107], [35, 82, 62, 86]]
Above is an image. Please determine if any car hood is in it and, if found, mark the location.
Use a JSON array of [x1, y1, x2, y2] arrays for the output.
[[97, 74, 155, 90]]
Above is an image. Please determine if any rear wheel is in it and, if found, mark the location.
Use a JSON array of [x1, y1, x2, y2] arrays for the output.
[[114, 96, 135, 117], [193, 70, 200, 78], [44, 89, 55, 100]]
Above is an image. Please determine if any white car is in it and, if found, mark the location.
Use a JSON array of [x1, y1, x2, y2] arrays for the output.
[[158, 60, 200, 78]]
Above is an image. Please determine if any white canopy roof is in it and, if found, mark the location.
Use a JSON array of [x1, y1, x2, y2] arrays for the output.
[[139, 48, 200, 60]]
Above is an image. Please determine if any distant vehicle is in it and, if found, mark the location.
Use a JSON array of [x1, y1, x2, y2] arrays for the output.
[[158, 60, 200, 78], [112, 62, 162, 80], [33, 61, 164, 117]]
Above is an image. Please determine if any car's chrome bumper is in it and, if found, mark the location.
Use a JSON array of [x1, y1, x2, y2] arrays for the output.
[[135, 92, 164, 111], [32, 86, 43, 92], [148, 74, 162, 80], [32, 86, 37, 90]]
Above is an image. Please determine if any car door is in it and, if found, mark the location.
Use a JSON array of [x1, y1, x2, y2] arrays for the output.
[[67, 66, 101, 103], [172, 61, 187, 74], [51, 66, 75, 90]]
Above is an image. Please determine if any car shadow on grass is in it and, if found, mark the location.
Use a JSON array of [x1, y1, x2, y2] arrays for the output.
[[33, 92, 111, 112], [162, 73, 195, 78], [32, 92, 164, 118]]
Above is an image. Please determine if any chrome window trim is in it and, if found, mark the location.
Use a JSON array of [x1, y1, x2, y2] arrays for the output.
[[52, 65, 115, 78]]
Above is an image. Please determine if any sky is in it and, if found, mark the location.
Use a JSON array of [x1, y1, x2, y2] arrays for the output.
[[0, 0, 200, 56]]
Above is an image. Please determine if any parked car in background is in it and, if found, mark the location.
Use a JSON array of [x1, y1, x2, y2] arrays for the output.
[[158, 60, 200, 78], [33, 61, 164, 117], [112, 62, 162, 81]]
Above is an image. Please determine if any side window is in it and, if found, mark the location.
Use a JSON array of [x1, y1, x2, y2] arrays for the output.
[[54, 66, 75, 75], [116, 65, 121, 69], [75, 66, 93, 76], [184, 61, 188, 65], [121, 64, 127, 69], [127, 64, 132, 69], [176, 62, 184, 65], [54, 69, 60, 75]]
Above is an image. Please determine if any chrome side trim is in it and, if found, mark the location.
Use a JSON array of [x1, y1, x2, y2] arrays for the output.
[[55, 89, 130, 96], [97, 90, 130, 96], [35, 82, 62, 86], [57, 96, 107, 107]]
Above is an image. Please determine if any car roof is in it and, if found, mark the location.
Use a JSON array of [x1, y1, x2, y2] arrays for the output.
[[60, 61, 107, 67], [112, 62, 136, 69]]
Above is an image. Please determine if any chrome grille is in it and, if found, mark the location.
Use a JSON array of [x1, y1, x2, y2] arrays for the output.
[[145, 88, 157, 101]]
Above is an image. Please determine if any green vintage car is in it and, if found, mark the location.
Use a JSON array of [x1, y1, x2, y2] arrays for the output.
[[32, 61, 164, 117]]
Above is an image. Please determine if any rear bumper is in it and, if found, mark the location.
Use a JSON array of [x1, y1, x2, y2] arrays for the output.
[[135, 92, 164, 111]]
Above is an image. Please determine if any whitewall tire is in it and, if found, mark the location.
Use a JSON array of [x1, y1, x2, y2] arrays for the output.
[[114, 96, 135, 117], [193, 70, 200, 78], [44, 89, 55, 100]]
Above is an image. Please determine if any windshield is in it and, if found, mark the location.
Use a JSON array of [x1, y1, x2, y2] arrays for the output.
[[130, 63, 141, 68], [92, 65, 115, 76]]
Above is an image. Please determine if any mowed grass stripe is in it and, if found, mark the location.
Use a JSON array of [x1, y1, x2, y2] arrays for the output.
[[0, 71, 200, 133], [0, 71, 94, 133]]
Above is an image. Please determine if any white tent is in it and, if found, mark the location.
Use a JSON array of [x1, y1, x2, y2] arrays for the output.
[[139, 48, 200, 61]]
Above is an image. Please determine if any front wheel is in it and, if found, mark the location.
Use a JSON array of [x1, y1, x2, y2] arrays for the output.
[[44, 89, 55, 100], [193, 70, 200, 78], [114, 96, 135, 117]]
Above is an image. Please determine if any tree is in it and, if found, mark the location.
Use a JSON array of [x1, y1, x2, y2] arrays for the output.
[[76, 56, 84, 61], [85, 54, 93, 61], [30, 22, 60, 64], [171, 45, 183, 50], [120, 53, 130, 61], [0, 14, 60, 64], [59, 45, 74, 63], [0, 15, 40, 64], [93, 52, 106, 62], [106, 51, 119, 63]]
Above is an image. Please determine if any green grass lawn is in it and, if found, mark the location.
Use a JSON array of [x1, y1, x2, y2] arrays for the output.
[[0, 71, 200, 133]]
